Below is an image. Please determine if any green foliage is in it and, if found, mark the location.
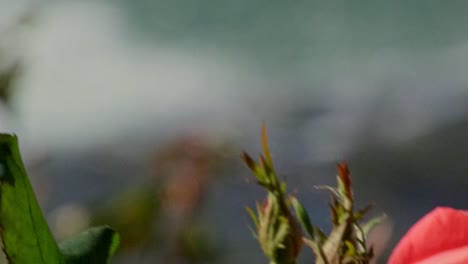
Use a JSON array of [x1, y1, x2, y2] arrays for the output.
[[59, 226, 119, 264], [309, 162, 385, 264], [243, 126, 384, 264], [0, 134, 119, 264], [242, 124, 303, 264]]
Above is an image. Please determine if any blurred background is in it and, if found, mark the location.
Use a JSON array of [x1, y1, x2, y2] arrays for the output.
[[1, 0, 468, 263]]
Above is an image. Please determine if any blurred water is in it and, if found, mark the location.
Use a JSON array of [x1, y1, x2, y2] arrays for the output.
[[0, 0, 466, 153]]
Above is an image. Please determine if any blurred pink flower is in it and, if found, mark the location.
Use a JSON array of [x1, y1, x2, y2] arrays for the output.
[[389, 207, 468, 264]]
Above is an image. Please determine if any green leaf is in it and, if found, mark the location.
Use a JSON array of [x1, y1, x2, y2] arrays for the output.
[[361, 214, 387, 238], [59, 226, 120, 264], [272, 217, 290, 249], [246, 206, 259, 228], [289, 196, 314, 240], [344, 240, 356, 256], [0, 134, 120, 264], [315, 186, 342, 201], [261, 123, 273, 167], [0, 134, 65, 264]]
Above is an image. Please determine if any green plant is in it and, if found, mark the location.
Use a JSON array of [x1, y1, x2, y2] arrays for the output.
[[0, 134, 119, 264], [243, 125, 384, 264]]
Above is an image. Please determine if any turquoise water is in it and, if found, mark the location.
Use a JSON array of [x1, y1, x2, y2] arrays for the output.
[[118, 1, 468, 74]]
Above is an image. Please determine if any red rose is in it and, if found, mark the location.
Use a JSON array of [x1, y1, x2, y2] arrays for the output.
[[389, 207, 468, 264]]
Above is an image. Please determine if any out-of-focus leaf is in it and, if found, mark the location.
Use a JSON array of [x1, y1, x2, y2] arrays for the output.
[[246, 206, 259, 228], [362, 214, 387, 238], [59, 226, 119, 264], [315, 186, 342, 201], [241, 152, 258, 172], [0, 134, 65, 264], [0, 63, 20, 104], [0, 134, 120, 264], [261, 123, 273, 167], [290, 196, 314, 240], [344, 240, 356, 256]]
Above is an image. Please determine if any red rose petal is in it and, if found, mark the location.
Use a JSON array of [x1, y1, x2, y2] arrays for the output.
[[389, 207, 468, 264], [415, 245, 468, 264]]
